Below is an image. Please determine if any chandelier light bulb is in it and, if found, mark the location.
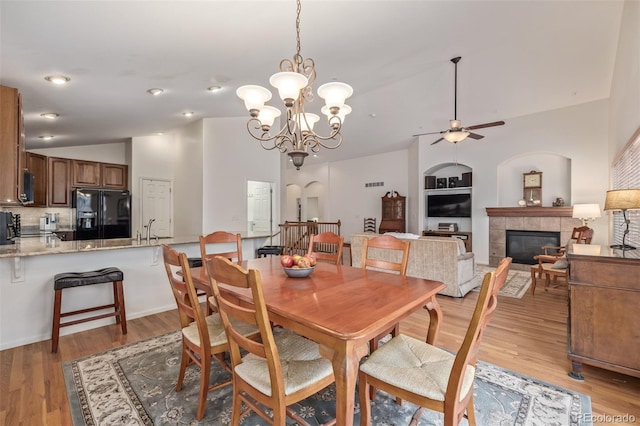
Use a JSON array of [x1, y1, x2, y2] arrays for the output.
[[236, 85, 272, 116], [317, 82, 353, 109], [269, 72, 308, 107], [258, 106, 282, 129]]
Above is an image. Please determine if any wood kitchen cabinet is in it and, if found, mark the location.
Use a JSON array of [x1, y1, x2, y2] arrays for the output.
[[101, 163, 128, 189], [379, 191, 406, 233], [26, 152, 47, 206], [48, 157, 72, 207], [72, 160, 101, 187], [567, 248, 640, 380], [0, 85, 25, 205]]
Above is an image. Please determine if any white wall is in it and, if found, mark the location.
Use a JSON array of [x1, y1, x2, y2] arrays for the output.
[[29, 142, 128, 164], [130, 134, 177, 236], [286, 150, 409, 241], [172, 122, 204, 236], [202, 117, 281, 234], [418, 99, 610, 263], [609, 0, 640, 156]]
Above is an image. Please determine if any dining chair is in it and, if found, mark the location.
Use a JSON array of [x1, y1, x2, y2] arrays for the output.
[[358, 257, 512, 426], [205, 255, 335, 426], [162, 244, 258, 420], [530, 226, 593, 295], [198, 231, 243, 313], [307, 232, 345, 265], [361, 234, 411, 354]]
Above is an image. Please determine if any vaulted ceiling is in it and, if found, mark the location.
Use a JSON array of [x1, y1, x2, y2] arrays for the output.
[[0, 1, 624, 165]]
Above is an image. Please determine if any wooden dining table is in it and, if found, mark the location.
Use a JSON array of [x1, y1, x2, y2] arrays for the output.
[[190, 256, 445, 426]]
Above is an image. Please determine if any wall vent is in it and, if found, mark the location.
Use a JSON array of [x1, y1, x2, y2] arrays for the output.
[[365, 182, 384, 188]]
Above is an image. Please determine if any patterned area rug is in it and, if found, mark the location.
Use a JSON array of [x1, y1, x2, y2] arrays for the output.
[[63, 331, 591, 425], [472, 264, 532, 299]]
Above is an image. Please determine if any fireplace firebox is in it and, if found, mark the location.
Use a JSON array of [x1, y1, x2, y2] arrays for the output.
[[506, 230, 561, 265]]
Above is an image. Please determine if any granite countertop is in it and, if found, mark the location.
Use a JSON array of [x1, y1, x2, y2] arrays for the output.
[[0, 231, 273, 258]]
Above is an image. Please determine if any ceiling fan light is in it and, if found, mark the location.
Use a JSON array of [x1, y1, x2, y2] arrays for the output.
[[269, 72, 308, 106], [450, 119, 462, 129], [443, 130, 470, 143], [317, 82, 353, 109]]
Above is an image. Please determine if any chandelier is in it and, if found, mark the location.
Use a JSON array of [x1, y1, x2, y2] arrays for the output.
[[236, 0, 353, 170]]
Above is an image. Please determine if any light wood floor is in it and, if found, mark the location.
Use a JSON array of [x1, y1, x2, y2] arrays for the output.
[[1, 276, 638, 425]]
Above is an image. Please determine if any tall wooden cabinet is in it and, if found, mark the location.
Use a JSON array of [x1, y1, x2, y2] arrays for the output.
[[567, 249, 640, 380], [0, 85, 25, 205], [379, 191, 406, 233], [48, 157, 72, 207]]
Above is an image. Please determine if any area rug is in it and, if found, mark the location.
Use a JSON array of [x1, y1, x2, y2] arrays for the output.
[[472, 264, 532, 299], [63, 331, 591, 425]]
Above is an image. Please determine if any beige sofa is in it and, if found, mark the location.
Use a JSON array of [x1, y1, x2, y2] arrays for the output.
[[350, 232, 476, 297]]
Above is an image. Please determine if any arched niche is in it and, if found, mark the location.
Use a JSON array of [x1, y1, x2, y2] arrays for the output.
[[498, 153, 571, 206], [423, 162, 473, 232], [304, 181, 325, 221]]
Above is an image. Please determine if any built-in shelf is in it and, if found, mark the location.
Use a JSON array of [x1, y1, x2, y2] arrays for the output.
[[485, 207, 573, 217]]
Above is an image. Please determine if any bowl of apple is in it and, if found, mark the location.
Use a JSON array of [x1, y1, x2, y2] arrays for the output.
[[280, 254, 317, 278]]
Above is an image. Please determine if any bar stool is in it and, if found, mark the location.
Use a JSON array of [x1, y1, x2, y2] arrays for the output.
[[255, 245, 283, 258], [52, 267, 127, 353]]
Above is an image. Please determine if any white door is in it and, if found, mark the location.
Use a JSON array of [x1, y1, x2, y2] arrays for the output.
[[141, 178, 172, 237], [249, 181, 272, 233]]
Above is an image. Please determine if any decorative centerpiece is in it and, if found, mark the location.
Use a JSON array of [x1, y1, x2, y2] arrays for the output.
[[280, 254, 317, 278]]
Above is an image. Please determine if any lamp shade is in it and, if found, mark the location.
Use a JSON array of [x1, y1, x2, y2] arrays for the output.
[[604, 189, 640, 211], [293, 113, 320, 133], [572, 204, 601, 219], [321, 104, 351, 123], [236, 85, 272, 112], [257, 106, 282, 128], [317, 82, 353, 109], [269, 72, 308, 103]]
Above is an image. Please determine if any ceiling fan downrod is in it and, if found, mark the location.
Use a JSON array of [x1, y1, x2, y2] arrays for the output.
[[451, 56, 461, 121]]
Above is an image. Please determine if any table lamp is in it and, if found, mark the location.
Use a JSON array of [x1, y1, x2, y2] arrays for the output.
[[572, 204, 601, 227], [604, 189, 640, 250]]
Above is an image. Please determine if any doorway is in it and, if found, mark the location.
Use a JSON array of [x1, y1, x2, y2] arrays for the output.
[[141, 178, 173, 237], [247, 181, 273, 234]]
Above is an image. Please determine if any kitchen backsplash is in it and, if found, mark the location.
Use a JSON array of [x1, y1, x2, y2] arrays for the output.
[[1, 207, 75, 230]]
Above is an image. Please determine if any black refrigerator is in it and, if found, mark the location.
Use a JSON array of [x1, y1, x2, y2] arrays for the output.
[[74, 189, 131, 240]]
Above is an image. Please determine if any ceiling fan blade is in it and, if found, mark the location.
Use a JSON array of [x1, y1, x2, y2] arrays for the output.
[[412, 130, 446, 137], [431, 137, 445, 145], [465, 120, 505, 131], [467, 133, 484, 140]]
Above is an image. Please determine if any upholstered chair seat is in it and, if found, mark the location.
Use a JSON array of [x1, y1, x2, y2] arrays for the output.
[[235, 330, 333, 396], [360, 334, 475, 401]]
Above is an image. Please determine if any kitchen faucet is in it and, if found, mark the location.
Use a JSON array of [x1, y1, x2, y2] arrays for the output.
[[144, 218, 156, 243]]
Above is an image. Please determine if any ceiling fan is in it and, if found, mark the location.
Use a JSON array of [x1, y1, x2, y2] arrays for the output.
[[413, 56, 505, 145]]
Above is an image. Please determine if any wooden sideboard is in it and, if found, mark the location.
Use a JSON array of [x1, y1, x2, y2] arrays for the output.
[[567, 248, 640, 380]]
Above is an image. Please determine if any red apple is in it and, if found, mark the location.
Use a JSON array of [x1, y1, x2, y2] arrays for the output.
[[307, 253, 317, 267], [280, 255, 294, 268]]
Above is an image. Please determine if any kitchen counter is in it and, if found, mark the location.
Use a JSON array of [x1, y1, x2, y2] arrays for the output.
[[0, 230, 273, 350], [0, 231, 273, 258]]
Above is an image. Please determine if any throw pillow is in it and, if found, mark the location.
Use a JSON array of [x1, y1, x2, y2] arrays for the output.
[[551, 258, 568, 269]]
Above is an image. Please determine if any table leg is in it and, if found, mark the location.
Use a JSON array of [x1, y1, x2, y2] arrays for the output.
[[330, 342, 368, 426], [424, 295, 442, 345]]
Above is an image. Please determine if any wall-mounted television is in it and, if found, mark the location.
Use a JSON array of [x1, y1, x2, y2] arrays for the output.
[[427, 193, 471, 217]]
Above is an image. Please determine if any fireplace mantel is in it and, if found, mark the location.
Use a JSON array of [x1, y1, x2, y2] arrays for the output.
[[486, 207, 573, 217]]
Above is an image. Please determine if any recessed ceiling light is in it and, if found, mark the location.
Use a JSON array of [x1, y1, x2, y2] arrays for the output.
[[207, 86, 222, 92], [44, 75, 70, 85], [39, 135, 54, 140], [155, 132, 164, 136], [147, 88, 164, 96], [182, 112, 194, 117], [40, 113, 59, 119]]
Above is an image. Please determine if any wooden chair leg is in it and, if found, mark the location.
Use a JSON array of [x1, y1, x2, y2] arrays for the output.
[[112, 282, 121, 325], [358, 371, 372, 426], [115, 280, 127, 334], [530, 267, 537, 295], [51, 289, 62, 353]]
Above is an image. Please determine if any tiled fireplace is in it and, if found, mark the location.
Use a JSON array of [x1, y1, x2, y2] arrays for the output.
[[486, 207, 582, 270]]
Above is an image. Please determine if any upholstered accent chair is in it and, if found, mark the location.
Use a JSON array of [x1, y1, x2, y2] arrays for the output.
[[205, 256, 335, 425], [358, 257, 512, 426]]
